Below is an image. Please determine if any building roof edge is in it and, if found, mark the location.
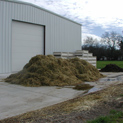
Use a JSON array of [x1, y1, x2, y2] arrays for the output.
[[1, 0, 82, 26]]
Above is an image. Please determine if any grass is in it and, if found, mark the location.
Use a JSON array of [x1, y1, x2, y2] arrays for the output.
[[87, 110, 123, 123], [120, 94, 123, 97], [97, 61, 123, 69]]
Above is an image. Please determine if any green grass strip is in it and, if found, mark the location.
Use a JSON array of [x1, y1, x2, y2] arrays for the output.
[[97, 61, 123, 69], [87, 110, 123, 123]]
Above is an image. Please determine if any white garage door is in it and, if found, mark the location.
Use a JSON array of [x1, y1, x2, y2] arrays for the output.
[[12, 21, 44, 72]]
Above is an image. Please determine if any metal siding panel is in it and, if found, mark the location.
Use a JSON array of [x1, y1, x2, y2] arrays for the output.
[[0, 0, 81, 73], [2, 2, 6, 73], [45, 13, 52, 54], [0, 2, 3, 73], [5, 3, 9, 72], [8, 19, 12, 73], [22, 5, 26, 21], [15, 4, 19, 19], [51, 15, 53, 54]]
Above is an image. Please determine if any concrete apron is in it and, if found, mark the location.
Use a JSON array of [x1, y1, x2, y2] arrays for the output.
[[0, 74, 83, 120], [0, 72, 123, 120]]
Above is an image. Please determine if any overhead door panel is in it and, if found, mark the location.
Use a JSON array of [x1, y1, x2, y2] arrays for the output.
[[12, 21, 44, 72]]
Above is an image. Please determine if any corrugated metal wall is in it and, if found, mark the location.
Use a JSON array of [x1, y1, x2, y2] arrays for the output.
[[0, 0, 81, 73]]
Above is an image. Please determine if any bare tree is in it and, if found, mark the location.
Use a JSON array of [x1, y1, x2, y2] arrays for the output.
[[83, 36, 98, 47], [119, 41, 123, 50], [102, 31, 122, 50], [83, 34, 123, 60]]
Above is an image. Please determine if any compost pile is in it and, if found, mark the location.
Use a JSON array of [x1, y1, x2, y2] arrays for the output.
[[5, 55, 103, 87], [100, 64, 123, 72]]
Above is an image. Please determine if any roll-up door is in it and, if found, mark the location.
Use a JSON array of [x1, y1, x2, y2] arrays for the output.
[[12, 21, 44, 72]]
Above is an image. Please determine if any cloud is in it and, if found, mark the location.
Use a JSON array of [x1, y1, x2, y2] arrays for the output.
[[82, 0, 123, 26], [20, 0, 123, 37], [82, 33, 101, 44]]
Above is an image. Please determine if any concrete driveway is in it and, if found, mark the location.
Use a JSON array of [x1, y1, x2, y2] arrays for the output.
[[0, 75, 83, 120]]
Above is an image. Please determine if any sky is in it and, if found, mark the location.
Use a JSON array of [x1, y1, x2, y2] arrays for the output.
[[20, 0, 123, 43]]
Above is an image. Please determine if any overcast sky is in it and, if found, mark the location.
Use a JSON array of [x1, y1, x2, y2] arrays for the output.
[[20, 0, 123, 42]]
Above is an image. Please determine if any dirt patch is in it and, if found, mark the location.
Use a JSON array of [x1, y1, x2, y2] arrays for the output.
[[73, 83, 94, 90], [5, 55, 103, 87], [100, 64, 123, 72]]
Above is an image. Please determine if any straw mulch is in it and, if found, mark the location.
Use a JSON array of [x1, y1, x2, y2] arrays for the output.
[[5, 55, 103, 87]]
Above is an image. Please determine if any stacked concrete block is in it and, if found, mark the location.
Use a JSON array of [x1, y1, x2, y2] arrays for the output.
[[74, 50, 96, 67], [53, 50, 96, 67], [53, 52, 74, 59]]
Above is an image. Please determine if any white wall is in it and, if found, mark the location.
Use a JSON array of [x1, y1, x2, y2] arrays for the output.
[[0, 0, 81, 73]]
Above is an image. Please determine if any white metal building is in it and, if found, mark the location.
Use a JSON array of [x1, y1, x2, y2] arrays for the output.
[[0, 0, 82, 74]]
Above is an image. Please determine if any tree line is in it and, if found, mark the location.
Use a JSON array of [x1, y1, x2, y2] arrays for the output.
[[82, 31, 123, 61]]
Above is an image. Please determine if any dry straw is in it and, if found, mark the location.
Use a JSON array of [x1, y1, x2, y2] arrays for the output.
[[5, 55, 103, 87]]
